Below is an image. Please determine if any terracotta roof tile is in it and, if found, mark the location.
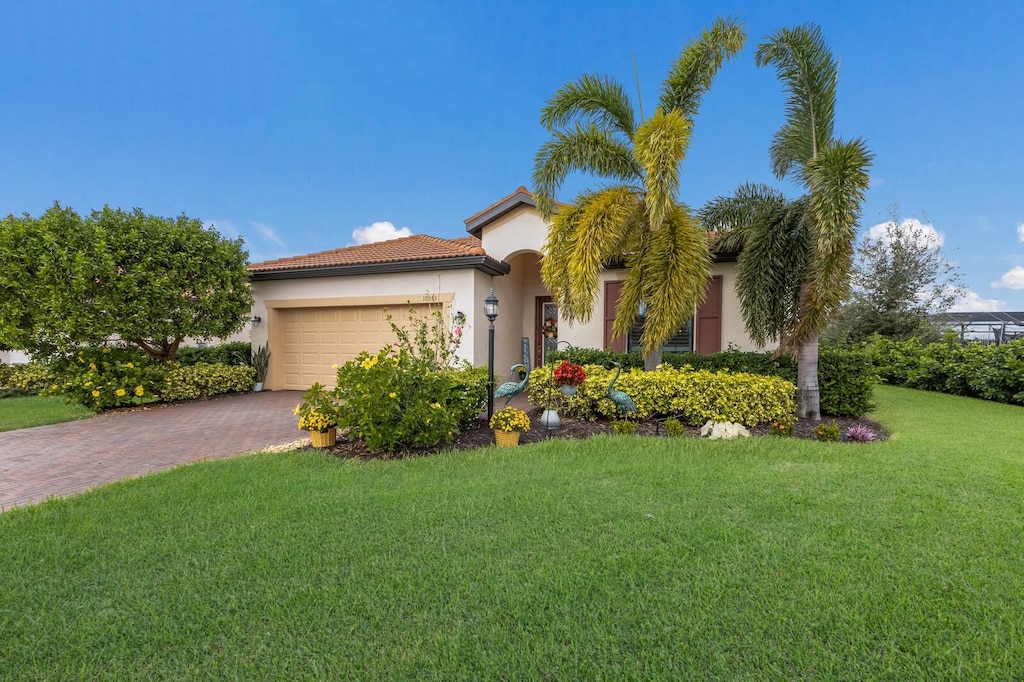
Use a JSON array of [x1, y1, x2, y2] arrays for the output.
[[248, 234, 486, 273], [463, 186, 533, 225]]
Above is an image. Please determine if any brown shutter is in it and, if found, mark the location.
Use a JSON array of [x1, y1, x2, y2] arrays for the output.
[[696, 275, 722, 354], [604, 281, 627, 352]]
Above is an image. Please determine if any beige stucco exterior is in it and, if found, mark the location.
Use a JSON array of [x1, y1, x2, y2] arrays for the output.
[[249, 194, 758, 390]]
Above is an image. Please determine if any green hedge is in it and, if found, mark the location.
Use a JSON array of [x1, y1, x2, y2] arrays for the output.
[[528, 364, 796, 426], [866, 335, 1024, 405], [162, 363, 256, 401], [175, 342, 252, 366], [549, 345, 874, 417]]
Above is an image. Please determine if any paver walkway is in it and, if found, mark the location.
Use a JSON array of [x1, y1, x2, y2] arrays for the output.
[[0, 391, 303, 511]]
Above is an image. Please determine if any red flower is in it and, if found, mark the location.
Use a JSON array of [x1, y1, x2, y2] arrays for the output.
[[553, 360, 586, 387]]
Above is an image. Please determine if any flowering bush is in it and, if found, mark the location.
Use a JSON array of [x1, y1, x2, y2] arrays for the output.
[[814, 421, 841, 442], [47, 346, 164, 409], [294, 383, 339, 432], [553, 360, 586, 387], [489, 407, 530, 433], [769, 414, 796, 437], [845, 425, 876, 442]]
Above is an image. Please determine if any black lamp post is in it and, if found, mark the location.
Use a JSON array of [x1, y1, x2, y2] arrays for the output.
[[484, 288, 499, 421]]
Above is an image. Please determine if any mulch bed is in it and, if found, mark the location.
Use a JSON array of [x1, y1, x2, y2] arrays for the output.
[[318, 407, 887, 460]]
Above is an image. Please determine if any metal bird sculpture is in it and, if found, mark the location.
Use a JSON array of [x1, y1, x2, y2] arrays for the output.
[[494, 363, 529, 406], [607, 362, 637, 416]]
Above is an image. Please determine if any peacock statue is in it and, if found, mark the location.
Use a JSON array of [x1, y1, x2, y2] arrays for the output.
[[494, 363, 529, 406], [607, 361, 637, 417]]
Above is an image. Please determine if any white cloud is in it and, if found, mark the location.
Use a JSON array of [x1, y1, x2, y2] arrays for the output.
[[352, 221, 413, 245], [992, 265, 1024, 290], [866, 217, 944, 249], [949, 289, 1005, 312], [252, 221, 285, 248], [1017, 222, 1024, 242], [868, 176, 884, 188]]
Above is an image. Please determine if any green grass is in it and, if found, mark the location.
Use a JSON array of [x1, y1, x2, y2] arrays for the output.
[[0, 394, 93, 432], [1, 385, 1022, 679]]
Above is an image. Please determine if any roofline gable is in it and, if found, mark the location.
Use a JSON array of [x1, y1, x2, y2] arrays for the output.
[[465, 186, 537, 236]]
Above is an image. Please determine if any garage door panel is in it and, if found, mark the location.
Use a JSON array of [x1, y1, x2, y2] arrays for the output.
[[279, 304, 429, 390]]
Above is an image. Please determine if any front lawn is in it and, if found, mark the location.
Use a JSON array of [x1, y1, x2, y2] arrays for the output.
[[0, 385, 1021, 678], [0, 395, 93, 432]]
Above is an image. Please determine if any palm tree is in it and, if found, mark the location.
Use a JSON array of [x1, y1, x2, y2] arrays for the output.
[[700, 24, 873, 420], [532, 16, 746, 370]]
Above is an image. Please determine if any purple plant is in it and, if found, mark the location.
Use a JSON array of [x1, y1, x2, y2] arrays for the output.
[[845, 425, 875, 442]]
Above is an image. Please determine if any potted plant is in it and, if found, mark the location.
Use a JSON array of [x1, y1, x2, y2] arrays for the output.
[[251, 342, 270, 391], [553, 359, 586, 396], [294, 383, 339, 447], [489, 406, 530, 447]]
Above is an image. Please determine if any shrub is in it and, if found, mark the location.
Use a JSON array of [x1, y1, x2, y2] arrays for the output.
[[0, 362, 14, 388], [818, 345, 876, 417], [845, 425, 876, 442], [48, 346, 165, 409], [7, 362, 58, 394], [611, 420, 637, 435], [663, 417, 686, 437], [769, 414, 795, 437], [441, 366, 489, 427], [528, 364, 796, 426], [814, 421, 840, 442], [548, 347, 643, 369], [175, 342, 252, 366], [162, 363, 255, 401]]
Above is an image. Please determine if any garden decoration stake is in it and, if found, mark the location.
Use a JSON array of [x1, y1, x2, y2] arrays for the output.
[[494, 363, 529, 406], [607, 362, 637, 417]]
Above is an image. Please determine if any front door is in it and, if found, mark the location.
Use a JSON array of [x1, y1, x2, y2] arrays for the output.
[[535, 296, 558, 367]]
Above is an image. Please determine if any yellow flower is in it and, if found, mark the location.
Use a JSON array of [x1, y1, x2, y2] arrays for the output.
[[360, 355, 380, 370], [430, 402, 440, 409], [389, 392, 397, 398], [91, 390, 100, 397], [126, 362, 134, 368], [89, 362, 97, 370], [84, 381, 92, 387], [135, 385, 144, 397], [102, 347, 111, 353], [115, 388, 126, 397]]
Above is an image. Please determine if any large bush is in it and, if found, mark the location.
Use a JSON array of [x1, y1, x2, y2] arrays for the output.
[[161, 363, 255, 401], [528, 364, 796, 426], [47, 346, 165, 409], [550, 345, 873, 417]]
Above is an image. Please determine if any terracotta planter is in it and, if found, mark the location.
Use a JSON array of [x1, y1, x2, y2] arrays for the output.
[[560, 384, 577, 396], [310, 427, 337, 448], [494, 429, 521, 447]]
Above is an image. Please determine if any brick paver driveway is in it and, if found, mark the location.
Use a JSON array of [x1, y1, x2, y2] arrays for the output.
[[0, 391, 303, 511]]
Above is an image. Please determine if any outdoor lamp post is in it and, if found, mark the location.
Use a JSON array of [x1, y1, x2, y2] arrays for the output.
[[485, 288, 499, 421]]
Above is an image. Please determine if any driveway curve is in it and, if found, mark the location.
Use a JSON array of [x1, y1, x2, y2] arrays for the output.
[[0, 390, 304, 511]]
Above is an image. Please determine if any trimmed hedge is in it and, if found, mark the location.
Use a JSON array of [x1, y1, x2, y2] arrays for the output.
[[550, 345, 874, 418], [175, 342, 252, 366], [2, 362, 56, 394], [867, 335, 1024, 405], [528, 364, 796, 426], [161, 363, 256, 401]]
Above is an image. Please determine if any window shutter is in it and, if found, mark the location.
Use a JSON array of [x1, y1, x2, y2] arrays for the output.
[[696, 275, 723, 354], [604, 281, 626, 352]]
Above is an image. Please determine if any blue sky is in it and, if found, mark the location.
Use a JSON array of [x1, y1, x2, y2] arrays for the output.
[[2, 0, 1022, 311]]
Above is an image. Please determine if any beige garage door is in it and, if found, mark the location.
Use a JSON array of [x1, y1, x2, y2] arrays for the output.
[[279, 305, 429, 390]]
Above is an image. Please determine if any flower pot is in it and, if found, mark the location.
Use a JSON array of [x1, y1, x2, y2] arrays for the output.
[[310, 427, 337, 448], [539, 409, 561, 430], [559, 384, 577, 396], [494, 429, 521, 447], [254, 382, 264, 392]]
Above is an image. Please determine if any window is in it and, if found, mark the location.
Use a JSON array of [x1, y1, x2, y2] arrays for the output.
[[627, 317, 694, 353]]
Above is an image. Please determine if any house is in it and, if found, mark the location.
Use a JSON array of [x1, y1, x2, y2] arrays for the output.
[[248, 187, 758, 391]]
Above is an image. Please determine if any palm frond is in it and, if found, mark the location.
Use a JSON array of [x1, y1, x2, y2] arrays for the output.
[[539, 74, 637, 139], [542, 187, 641, 324], [699, 183, 786, 251], [532, 123, 643, 218], [633, 109, 691, 233], [659, 15, 747, 120], [755, 23, 837, 182], [794, 137, 873, 340]]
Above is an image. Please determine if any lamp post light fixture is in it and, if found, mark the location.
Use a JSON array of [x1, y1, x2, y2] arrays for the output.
[[251, 315, 262, 328], [485, 288, 499, 421]]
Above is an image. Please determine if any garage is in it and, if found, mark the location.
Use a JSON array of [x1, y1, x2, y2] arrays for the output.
[[278, 304, 428, 390]]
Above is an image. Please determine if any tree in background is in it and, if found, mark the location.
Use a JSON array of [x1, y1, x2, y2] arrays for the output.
[[825, 207, 964, 344], [700, 24, 873, 420], [532, 16, 746, 369], [0, 203, 253, 362]]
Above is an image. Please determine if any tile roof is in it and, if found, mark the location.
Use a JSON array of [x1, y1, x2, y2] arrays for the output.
[[463, 186, 534, 226], [248, 234, 486, 273]]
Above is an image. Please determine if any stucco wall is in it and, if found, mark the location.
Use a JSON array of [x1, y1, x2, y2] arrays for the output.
[[478, 207, 548, 262]]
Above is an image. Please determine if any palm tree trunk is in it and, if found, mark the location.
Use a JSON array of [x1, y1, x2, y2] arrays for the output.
[[644, 347, 663, 371], [796, 333, 821, 421]]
